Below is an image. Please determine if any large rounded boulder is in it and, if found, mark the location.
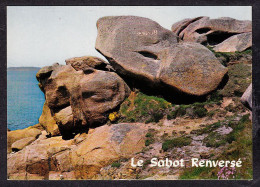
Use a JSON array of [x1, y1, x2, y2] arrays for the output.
[[96, 16, 227, 97]]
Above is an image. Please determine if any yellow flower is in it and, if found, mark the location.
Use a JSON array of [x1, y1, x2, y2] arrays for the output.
[[109, 112, 119, 122]]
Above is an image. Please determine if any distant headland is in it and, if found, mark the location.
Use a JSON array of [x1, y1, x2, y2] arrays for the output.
[[8, 67, 41, 71]]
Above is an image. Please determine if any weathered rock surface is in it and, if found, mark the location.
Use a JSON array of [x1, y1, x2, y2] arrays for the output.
[[7, 127, 42, 153], [39, 102, 60, 136], [213, 32, 252, 52], [171, 17, 252, 46], [7, 123, 147, 180], [159, 42, 227, 95], [36, 63, 60, 92], [11, 137, 36, 152], [37, 64, 130, 137], [96, 16, 227, 96], [65, 56, 110, 71], [241, 83, 252, 110]]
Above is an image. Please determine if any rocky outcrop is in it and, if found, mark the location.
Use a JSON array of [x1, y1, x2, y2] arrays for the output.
[[7, 127, 42, 153], [171, 17, 252, 49], [241, 83, 252, 110], [11, 137, 36, 152], [65, 56, 111, 71], [213, 32, 252, 52], [7, 123, 147, 180], [37, 64, 130, 138], [96, 16, 227, 97], [39, 102, 60, 136]]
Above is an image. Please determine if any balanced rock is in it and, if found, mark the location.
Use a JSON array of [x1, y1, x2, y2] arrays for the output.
[[37, 64, 130, 137], [65, 56, 109, 71], [96, 16, 227, 96], [213, 32, 252, 52], [171, 16, 252, 46]]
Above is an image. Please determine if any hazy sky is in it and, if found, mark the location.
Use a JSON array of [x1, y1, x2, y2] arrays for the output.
[[7, 6, 252, 67]]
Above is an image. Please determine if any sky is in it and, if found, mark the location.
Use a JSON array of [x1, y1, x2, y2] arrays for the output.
[[7, 6, 252, 67]]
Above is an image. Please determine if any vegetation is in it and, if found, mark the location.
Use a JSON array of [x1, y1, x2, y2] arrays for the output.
[[108, 112, 120, 122], [111, 161, 121, 168], [207, 46, 252, 67], [162, 136, 192, 151], [180, 114, 252, 179], [219, 63, 251, 97], [145, 129, 156, 146], [180, 167, 217, 179], [119, 91, 171, 123]]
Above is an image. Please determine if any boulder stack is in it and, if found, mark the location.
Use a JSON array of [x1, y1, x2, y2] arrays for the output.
[[96, 16, 227, 97], [36, 62, 130, 138]]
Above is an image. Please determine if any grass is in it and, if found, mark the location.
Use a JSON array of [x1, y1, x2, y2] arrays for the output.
[[207, 46, 252, 67], [180, 167, 217, 179], [167, 105, 187, 119], [111, 161, 121, 168], [119, 89, 224, 123], [142, 160, 151, 169], [219, 63, 251, 97], [203, 132, 226, 147], [145, 129, 156, 146], [162, 136, 192, 151], [119, 91, 171, 123], [190, 121, 222, 135], [194, 107, 207, 118], [167, 103, 208, 120]]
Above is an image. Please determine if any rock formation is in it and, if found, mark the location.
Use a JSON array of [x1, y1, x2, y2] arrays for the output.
[[7, 123, 147, 180], [96, 16, 227, 97], [36, 62, 130, 138], [213, 32, 252, 52], [7, 127, 42, 153], [39, 102, 60, 136], [171, 17, 252, 52], [65, 56, 111, 71]]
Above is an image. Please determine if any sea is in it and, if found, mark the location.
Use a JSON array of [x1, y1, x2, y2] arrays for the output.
[[7, 67, 45, 130]]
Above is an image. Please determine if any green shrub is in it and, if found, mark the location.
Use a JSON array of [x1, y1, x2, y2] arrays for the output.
[[145, 139, 154, 146], [162, 136, 192, 151], [207, 110, 215, 118], [111, 161, 121, 168], [167, 105, 188, 120], [145, 130, 156, 146], [194, 107, 207, 118], [142, 160, 151, 169], [145, 132, 153, 138], [190, 121, 222, 135]]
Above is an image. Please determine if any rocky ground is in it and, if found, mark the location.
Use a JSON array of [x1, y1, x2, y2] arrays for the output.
[[7, 16, 252, 180]]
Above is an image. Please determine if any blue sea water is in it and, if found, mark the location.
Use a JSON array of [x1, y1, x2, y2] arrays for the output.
[[7, 69, 45, 130]]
